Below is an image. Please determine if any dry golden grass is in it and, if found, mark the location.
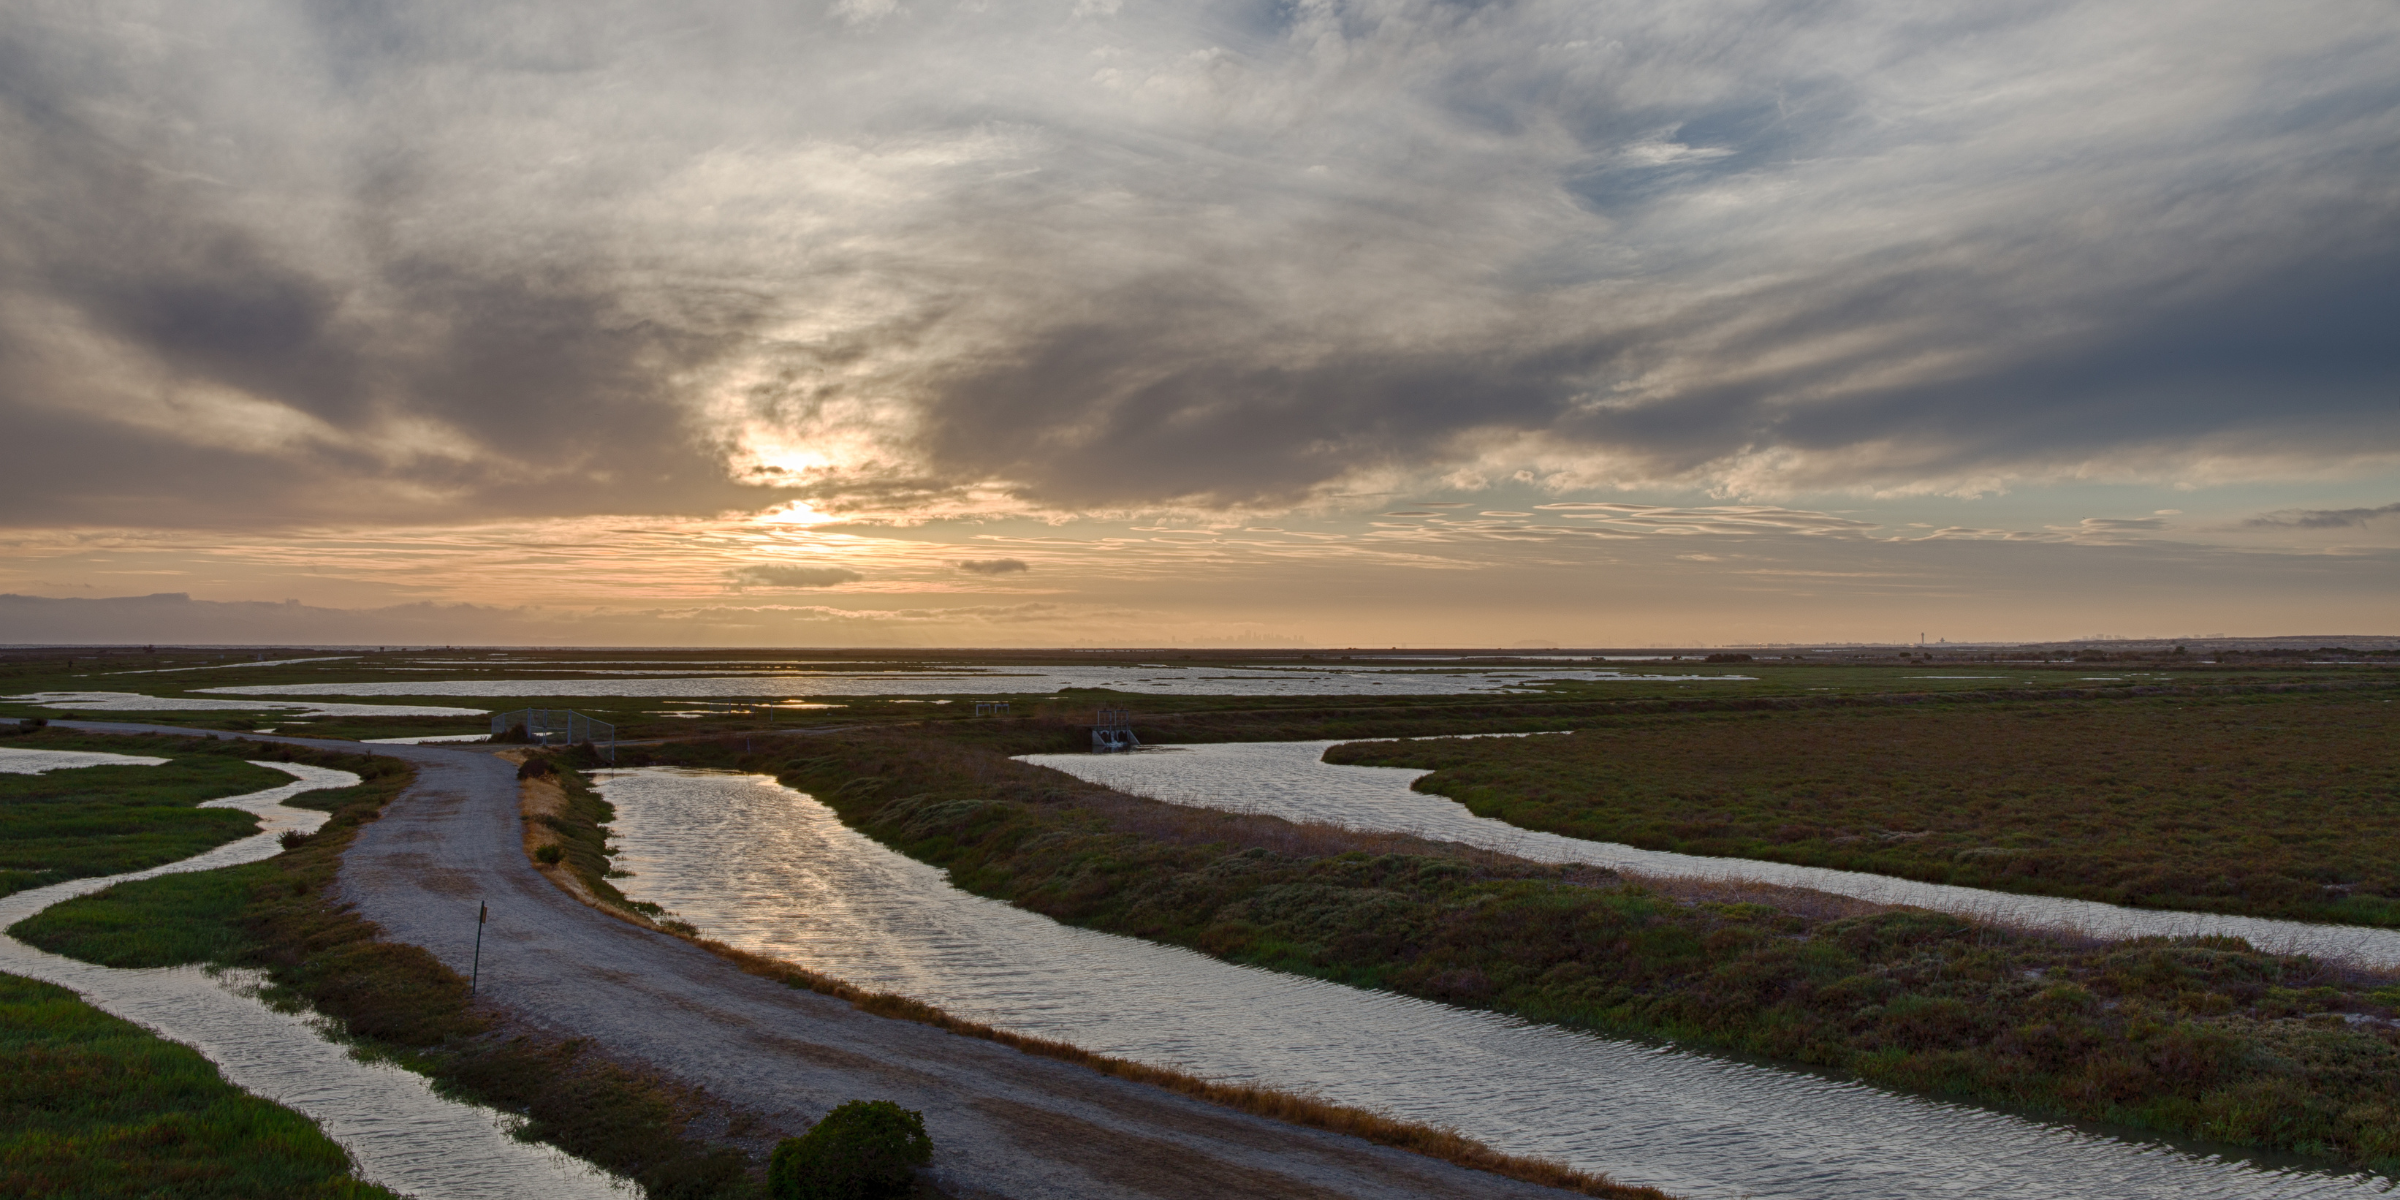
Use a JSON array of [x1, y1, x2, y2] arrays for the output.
[[519, 774, 566, 850]]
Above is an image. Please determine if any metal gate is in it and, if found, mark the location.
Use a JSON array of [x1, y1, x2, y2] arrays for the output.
[[492, 708, 616, 763], [1091, 705, 1139, 752]]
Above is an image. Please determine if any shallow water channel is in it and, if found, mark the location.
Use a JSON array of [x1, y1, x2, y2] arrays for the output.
[[0, 746, 174, 773], [1020, 741, 2400, 971], [0, 763, 630, 1200], [598, 767, 2394, 1200]]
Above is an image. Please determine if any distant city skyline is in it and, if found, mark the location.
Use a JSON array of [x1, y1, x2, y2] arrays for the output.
[[2, 0, 2393, 645]]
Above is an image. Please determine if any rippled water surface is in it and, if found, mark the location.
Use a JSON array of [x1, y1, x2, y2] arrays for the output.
[[599, 767, 2391, 1200], [1, 763, 629, 1200], [0, 746, 172, 773], [1021, 741, 2400, 970], [200, 662, 1739, 699]]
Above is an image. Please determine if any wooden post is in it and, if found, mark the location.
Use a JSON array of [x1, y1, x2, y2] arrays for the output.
[[470, 901, 487, 996]]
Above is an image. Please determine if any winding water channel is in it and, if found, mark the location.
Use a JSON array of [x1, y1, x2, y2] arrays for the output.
[[1020, 741, 2400, 971], [597, 766, 2396, 1200], [0, 761, 630, 1200]]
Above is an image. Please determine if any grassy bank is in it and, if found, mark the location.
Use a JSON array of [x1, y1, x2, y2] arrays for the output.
[[0, 730, 303, 897], [514, 749, 707, 941], [0, 971, 402, 1199], [1324, 691, 2400, 927], [12, 736, 764, 1200], [623, 728, 2400, 1175]]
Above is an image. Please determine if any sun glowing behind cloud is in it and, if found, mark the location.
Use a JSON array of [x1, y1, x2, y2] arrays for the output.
[[754, 501, 838, 527]]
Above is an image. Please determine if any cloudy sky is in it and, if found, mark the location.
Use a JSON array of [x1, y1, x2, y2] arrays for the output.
[[2, 0, 2394, 645]]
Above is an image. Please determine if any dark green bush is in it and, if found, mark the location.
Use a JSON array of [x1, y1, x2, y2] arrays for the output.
[[516, 756, 555, 780], [535, 844, 564, 864], [768, 1100, 932, 1200]]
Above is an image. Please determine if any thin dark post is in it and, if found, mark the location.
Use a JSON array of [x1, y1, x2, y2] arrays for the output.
[[470, 901, 487, 996]]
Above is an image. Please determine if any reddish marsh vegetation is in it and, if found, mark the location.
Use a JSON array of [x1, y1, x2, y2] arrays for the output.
[[1327, 691, 2400, 926]]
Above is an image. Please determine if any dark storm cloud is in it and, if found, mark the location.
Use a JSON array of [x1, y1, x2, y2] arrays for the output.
[[0, 4, 778, 527], [3, 0, 2395, 527]]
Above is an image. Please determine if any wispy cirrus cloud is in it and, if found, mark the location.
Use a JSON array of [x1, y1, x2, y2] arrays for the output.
[[1533, 504, 1883, 537]]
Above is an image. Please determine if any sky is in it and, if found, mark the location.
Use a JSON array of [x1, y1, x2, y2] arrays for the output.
[[1, 0, 2394, 646]]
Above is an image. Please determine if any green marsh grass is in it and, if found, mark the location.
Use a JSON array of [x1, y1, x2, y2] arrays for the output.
[[0, 731, 299, 896], [0, 971, 401, 1199], [1324, 690, 2400, 926]]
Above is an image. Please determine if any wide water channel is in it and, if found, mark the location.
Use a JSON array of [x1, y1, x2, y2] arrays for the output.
[[597, 766, 2394, 1200], [197, 661, 1739, 700], [0, 755, 629, 1200], [1020, 741, 2400, 970]]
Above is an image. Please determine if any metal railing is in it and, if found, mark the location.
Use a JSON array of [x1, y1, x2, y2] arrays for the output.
[[493, 708, 616, 763]]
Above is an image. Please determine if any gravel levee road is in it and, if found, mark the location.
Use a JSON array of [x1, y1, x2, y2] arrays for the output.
[[57, 722, 1579, 1200]]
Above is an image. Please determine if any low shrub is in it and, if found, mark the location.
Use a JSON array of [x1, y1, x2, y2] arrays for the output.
[[535, 844, 564, 864], [768, 1100, 931, 1200]]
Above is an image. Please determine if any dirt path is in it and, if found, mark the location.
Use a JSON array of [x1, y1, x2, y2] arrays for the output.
[[56, 722, 1578, 1199]]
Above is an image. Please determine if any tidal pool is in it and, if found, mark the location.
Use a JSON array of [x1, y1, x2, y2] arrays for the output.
[[0, 746, 173, 773], [597, 766, 2392, 1200], [1020, 741, 2400, 971], [7, 690, 487, 717], [1, 763, 630, 1200]]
